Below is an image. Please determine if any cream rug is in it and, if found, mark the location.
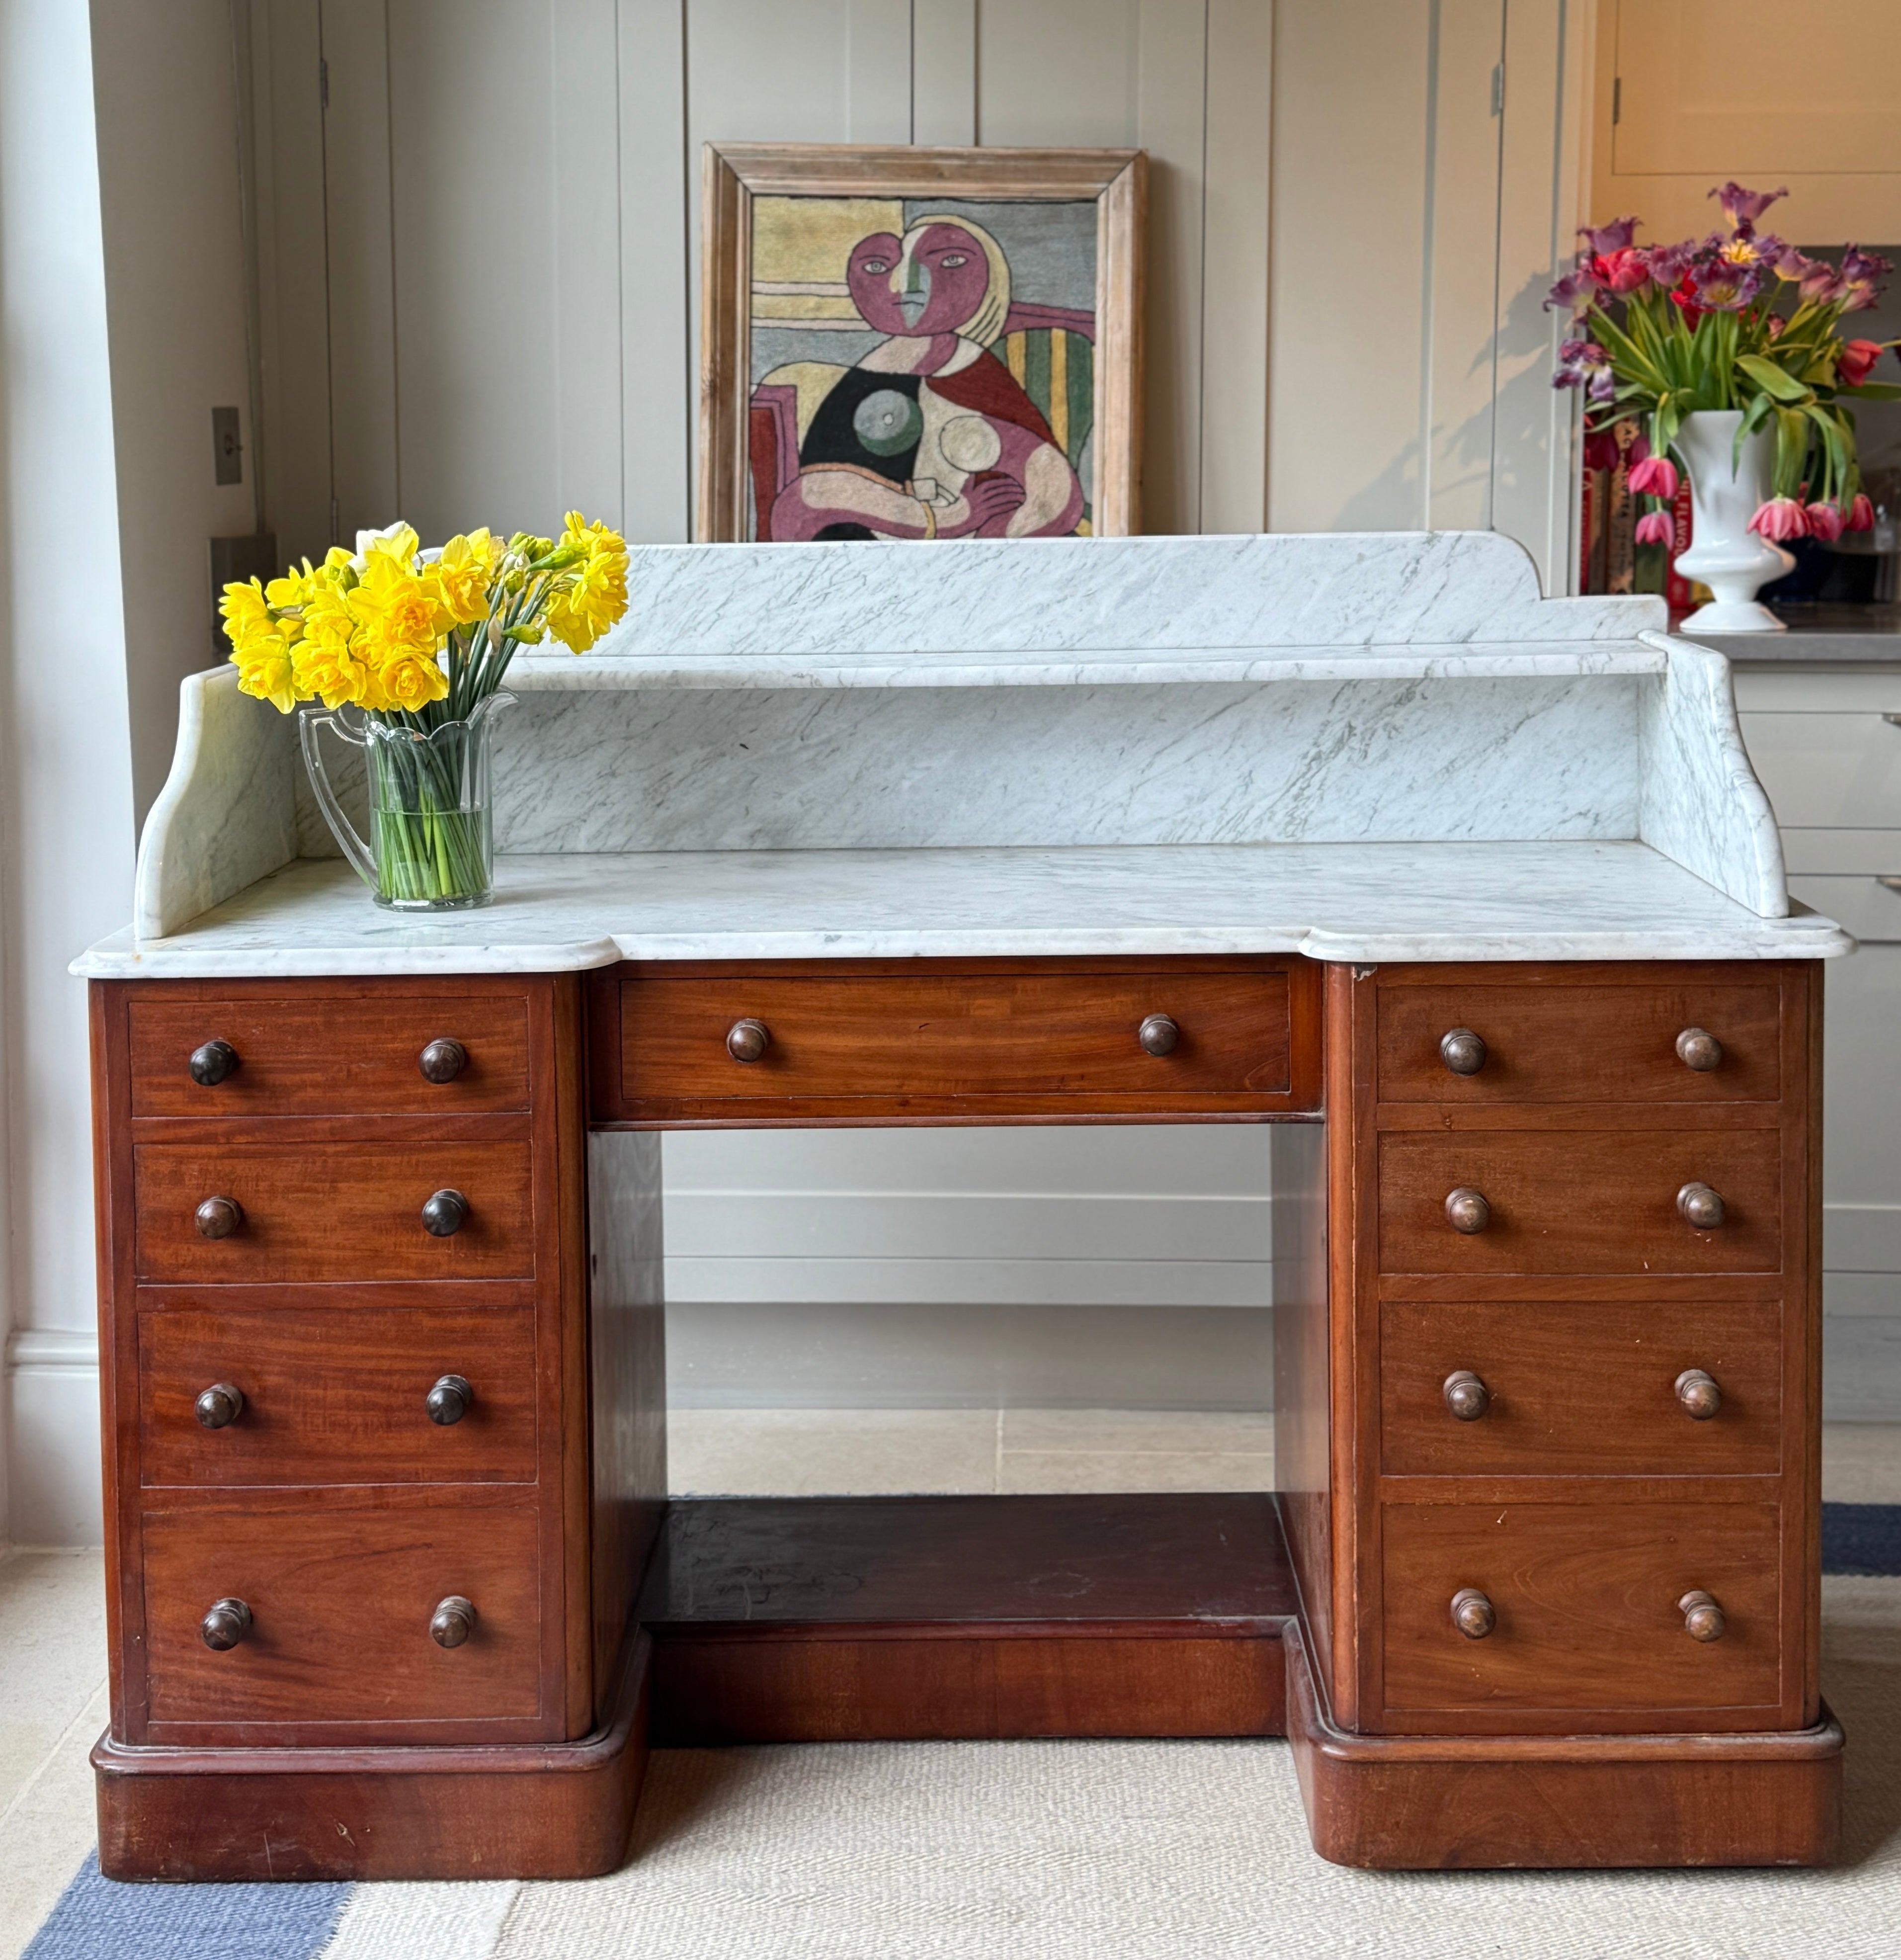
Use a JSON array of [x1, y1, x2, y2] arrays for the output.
[[16, 1576, 1901, 1959]]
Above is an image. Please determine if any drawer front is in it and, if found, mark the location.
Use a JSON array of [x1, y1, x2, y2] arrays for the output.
[[128, 992, 530, 1116], [614, 967, 1298, 1113], [141, 1500, 544, 1732], [1380, 1501, 1783, 1723], [133, 1141, 535, 1284], [138, 1308, 537, 1486], [1736, 710, 1901, 829], [1376, 982, 1781, 1104], [1377, 1130, 1783, 1276], [1379, 1299, 1781, 1477]]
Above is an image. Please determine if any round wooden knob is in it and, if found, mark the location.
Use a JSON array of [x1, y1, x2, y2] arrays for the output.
[[1443, 1369, 1490, 1421], [1440, 1028, 1487, 1076], [1138, 1013, 1180, 1056], [200, 1597, 252, 1650], [726, 1018, 770, 1063], [1675, 1367, 1722, 1420], [194, 1195, 243, 1240], [1444, 1187, 1491, 1234], [1677, 1182, 1726, 1230], [189, 1039, 239, 1087], [421, 1189, 468, 1237], [426, 1374, 473, 1426], [194, 1383, 245, 1430], [418, 1038, 467, 1084], [1676, 1027, 1724, 1072], [430, 1595, 476, 1648], [1450, 1587, 1495, 1639], [1679, 1589, 1726, 1642]]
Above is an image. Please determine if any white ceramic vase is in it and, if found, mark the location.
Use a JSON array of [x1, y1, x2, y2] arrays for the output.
[[1670, 409, 1790, 633]]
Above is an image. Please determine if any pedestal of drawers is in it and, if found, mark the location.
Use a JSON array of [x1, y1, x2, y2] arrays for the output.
[[85, 955, 1838, 1878]]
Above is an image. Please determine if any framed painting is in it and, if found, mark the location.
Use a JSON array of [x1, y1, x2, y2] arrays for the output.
[[698, 144, 1145, 543]]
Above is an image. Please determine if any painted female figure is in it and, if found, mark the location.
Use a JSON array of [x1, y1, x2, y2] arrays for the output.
[[757, 217, 1086, 542]]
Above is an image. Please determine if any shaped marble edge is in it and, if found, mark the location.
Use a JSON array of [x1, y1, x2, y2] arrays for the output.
[[502, 641, 1671, 691], [1637, 631, 1790, 918], [583, 531, 1664, 659], [132, 666, 297, 941]]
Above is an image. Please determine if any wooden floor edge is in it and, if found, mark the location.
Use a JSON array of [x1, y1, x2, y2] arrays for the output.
[[92, 1634, 652, 1881], [1283, 1622, 1843, 1870]]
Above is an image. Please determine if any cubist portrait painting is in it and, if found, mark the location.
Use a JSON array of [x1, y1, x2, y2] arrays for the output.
[[746, 196, 1099, 542]]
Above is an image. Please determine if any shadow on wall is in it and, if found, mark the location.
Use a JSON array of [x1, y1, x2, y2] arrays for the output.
[[1325, 266, 1561, 544]]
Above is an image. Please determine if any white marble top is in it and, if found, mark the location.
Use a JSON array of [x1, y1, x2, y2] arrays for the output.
[[74, 842, 1849, 978]]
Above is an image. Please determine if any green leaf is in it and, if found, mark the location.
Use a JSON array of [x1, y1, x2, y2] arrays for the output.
[[1737, 354, 1812, 403], [1841, 381, 1901, 400]]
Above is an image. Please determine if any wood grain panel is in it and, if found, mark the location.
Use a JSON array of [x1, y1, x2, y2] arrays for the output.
[[611, 962, 1304, 1120], [1379, 1298, 1782, 1478], [650, 1627, 1284, 1742], [1377, 1129, 1784, 1276], [1379, 1500, 1783, 1727], [128, 990, 529, 1115], [133, 1140, 535, 1283], [141, 1499, 545, 1739], [1376, 979, 1781, 1104], [137, 1307, 537, 1487], [1286, 1623, 1840, 1870]]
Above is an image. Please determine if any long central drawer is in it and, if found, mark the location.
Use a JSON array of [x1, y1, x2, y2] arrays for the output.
[[593, 960, 1317, 1120]]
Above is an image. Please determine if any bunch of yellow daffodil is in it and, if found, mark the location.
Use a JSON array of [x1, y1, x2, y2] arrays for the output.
[[219, 512, 629, 723]]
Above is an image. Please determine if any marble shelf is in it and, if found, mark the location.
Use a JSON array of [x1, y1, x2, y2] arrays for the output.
[[73, 841, 1850, 979]]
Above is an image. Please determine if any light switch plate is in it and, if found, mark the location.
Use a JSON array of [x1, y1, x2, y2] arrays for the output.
[[212, 405, 243, 486]]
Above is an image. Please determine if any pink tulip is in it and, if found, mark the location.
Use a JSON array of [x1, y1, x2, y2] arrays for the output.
[[1838, 339, 1883, 386], [1804, 501, 1847, 543], [1634, 510, 1674, 546], [1748, 497, 1810, 542], [1628, 455, 1679, 500], [1848, 494, 1876, 533]]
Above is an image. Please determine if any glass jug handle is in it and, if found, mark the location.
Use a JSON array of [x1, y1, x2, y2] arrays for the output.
[[298, 709, 378, 889]]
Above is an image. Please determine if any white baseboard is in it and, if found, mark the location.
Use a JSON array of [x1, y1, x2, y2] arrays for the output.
[[5, 1330, 103, 1546]]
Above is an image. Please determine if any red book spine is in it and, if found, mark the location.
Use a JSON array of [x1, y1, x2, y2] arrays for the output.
[[1665, 479, 1695, 614]]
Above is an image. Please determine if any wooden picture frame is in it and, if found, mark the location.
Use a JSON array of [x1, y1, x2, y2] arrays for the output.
[[698, 143, 1145, 543]]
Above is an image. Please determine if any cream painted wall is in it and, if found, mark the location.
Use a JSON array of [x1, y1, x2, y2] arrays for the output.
[[1265, 0, 1587, 593], [0, 0, 137, 1544]]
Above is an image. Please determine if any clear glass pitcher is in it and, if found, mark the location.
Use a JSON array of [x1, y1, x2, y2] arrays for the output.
[[299, 693, 513, 910]]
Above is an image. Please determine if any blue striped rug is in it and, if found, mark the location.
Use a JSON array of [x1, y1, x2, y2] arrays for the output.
[[24, 1502, 1901, 1957]]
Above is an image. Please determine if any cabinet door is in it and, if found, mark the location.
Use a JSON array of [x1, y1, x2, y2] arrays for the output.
[[1603, 0, 1901, 242]]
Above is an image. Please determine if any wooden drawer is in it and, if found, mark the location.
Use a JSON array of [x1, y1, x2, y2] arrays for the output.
[[133, 1141, 535, 1284], [1380, 1500, 1783, 1728], [138, 1307, 537, 1486], [1377, 1129, 1783, 1276], [128, 990, 530, 1117], [598, 960, 1315, 1120], [1379, 1298, 1781, 1477], [140, 1499, 546, 1738], [1376, 980, 1781, 1104]]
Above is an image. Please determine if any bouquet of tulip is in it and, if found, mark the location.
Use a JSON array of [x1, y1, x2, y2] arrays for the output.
[[1548, 183, 1901, 546], [220, 513, 628, 909]]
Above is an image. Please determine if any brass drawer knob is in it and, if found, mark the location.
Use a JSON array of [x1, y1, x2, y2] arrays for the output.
[[200, 1597, 252, 1650], [418, 1038, 467, 1084], [421, 1189, 469, 1237], [1444, 1187, 1491, 1234], [430, 1595, 477, 1648], [1676, 1026, 1724, 1072], [1679, 1589, 1726, 1642], [194, 1195, 243, 1240], [1677, 1181, 1726, 1230], [1138, 1013, 1180, 1056], [426, 1374, 473, 1426], [726, 1018, 770, 1063], [1675, 1367, 1722, 1420], [1443, 1369, 1490, 1421], [189, 1038, 239, 1087], [1440, 1027, 1487, 1076], [1450, 1587, 1495, 1639], [194, 1383, 245, 1430]]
